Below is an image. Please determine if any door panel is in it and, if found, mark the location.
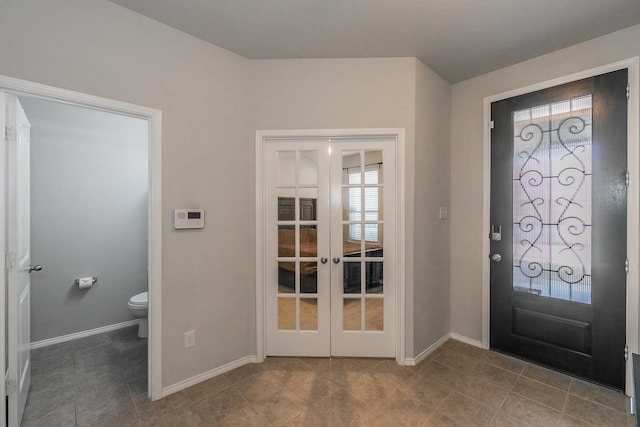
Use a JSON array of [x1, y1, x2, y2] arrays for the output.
[[266, 142, 331, 356], [490, 70, 627, 389], [5, 92, 32, 425], [330, 141, 395, 357]]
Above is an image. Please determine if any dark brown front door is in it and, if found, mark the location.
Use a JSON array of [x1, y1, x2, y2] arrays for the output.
[[490, 69, 628, 389]]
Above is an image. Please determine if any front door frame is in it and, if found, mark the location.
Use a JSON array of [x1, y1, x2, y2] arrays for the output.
[[481, 57, 640, 395], [0, 74, 164, 405], [255, 128, 406, 364]]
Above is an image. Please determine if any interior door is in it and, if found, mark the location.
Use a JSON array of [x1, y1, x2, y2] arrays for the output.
[[265, 136, 396, 357], [266, 141, 331, 356], [490, 70, 628, 389], [5, 92, 32, 424], [330, 140, 395, 357]]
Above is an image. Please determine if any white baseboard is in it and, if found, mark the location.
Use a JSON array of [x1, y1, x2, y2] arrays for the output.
[[404, 333, 450, 366], [449, 332, 483, 348], [30, 319, 140, 349], [162, 355, 259, 398]]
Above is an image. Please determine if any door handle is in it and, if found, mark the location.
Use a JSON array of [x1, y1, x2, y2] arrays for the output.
[[29, 264, 43, 273], [491, 254, 502, 262], [333, 257, 341, 264], [320, 257, 328, 264]]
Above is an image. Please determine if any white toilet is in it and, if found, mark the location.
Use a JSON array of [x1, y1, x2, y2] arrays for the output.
[[128, 291, 148, 338]]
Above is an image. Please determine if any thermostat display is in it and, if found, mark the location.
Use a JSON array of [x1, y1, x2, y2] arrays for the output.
[[174, 209, 205, 229]]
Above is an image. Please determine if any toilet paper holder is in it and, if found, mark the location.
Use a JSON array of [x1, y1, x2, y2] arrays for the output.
[[74, 277, 98, 286]]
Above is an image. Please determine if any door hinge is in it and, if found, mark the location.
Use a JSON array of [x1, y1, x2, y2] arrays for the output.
[[625, 345, 629, 361], [626, 258, 630, 275], [626, 171, 630, 187], [5, 126, 16, 143], [627, 82, 630, 100], [6, 378, 16, 395], [489, 121, 495, 129]]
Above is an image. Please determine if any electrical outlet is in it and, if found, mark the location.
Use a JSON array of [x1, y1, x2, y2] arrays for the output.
[[184, 330, 195, 348]]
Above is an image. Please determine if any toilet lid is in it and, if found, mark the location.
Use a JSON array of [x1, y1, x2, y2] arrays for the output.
[[130, 291, 148, 306]]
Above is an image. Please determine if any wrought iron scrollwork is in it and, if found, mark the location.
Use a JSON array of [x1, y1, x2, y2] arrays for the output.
[[513, 98, 592, 303]]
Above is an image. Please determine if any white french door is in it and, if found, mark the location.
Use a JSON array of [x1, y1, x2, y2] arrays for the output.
[[264, 136, 396, 357]]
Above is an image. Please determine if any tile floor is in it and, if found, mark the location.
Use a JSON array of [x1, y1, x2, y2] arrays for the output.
[[23, 335, 634, 426], [22, 326, 147, 426]]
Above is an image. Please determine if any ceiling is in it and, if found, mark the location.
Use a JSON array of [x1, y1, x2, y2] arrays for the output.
[[109, 0, 640, 83]]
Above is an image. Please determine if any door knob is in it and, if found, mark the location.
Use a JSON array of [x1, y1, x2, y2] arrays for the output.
[[28, 264, 43, 273], [320, 257, 328, 264], [333, 257, 341, 264], [491, 254, 502, 262]]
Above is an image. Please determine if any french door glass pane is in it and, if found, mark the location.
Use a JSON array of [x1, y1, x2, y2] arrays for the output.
[[298, 151, 318, 186], [300, 298, 318, 330], [278, 298, 296, 330], [343, 299, 361, 330], [365, 299, 383, 331], [512, 95, 592, 304]]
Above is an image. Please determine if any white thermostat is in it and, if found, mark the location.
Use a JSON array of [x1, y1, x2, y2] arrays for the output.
[[174, 209, 205, 229]]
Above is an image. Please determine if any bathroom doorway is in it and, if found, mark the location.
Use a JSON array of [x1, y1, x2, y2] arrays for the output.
[[0, 75, 162, 426]]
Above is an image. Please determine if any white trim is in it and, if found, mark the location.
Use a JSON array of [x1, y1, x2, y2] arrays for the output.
[[404, 333, 449, 366], [450, 332, 483, 349], [161, 355, 259, 398], [30, 320, 139, 349], [481, 58, 640, 395], [0, 75, 163, 401], [255, 128, 406, 362]]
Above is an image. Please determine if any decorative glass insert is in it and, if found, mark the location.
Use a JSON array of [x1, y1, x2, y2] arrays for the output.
[[512, 95, 592, 304]]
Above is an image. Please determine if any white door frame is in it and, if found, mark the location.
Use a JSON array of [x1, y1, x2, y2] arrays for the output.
[[255, 128, 406, 364], [0, 75, 164, 407], [481, 57, 640, 395]]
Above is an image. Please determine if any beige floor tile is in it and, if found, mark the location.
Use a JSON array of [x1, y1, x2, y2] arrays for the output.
[[569, 378, 628, 413], [288, 389, 371, 426], [372, 388, 435, 426], [403, 375, 452, 407], [251, 387, 312, 425], [482, 351, 527, 374], [500, 394, 562, 427], [435, 349, 480, 375], [438, 392, 496, 427], [190, 388, 249, 425], [564, 394, 630, 427], [342, 370, 402, 403], [558, 414, 596, 426], [489, 412, 531, 427], [221, 362, 263, 384], [423, 411, 460, 427], [416, 360, 472, 389], [215, 405, 264, 427], [453, 374, 510, 409], [134, 391, 190, 422], [512, 376, 568, 411], [182, 374, 233, 403], [141, 405, 204, 427], [233, 370, 287, 403], [521, 364, 572, 391], [474, 362, 519, 390]]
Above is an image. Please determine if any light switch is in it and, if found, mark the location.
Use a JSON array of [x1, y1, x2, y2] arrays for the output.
[[439, 206, 448, 220]]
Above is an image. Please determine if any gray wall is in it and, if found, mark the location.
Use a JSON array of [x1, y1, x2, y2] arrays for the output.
[[450, 24, 640, 342], [412, 60, 451, 355], [22, 97, 148, 342]]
